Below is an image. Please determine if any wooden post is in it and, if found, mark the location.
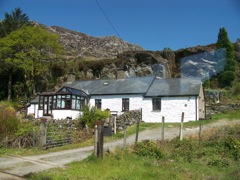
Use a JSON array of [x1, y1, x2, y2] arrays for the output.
[[123, 127, 127, 148], [135, 114, 140, 143], [179, 112, 184, 141], [199, 121, 202, 145], [114, 116, 117, 134], [161, 116, 165, 141], [96, 122, 104, 158], [94, 124, 98, 156], [39, 119, 47, 149]]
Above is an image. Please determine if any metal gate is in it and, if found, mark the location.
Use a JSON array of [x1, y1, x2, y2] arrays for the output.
[[46, 121, 72, 149]]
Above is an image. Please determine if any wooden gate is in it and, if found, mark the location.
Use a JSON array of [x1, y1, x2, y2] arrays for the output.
[[46, 120, 72, 149]]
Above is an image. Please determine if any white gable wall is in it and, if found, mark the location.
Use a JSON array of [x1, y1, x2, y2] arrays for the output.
[[142, 96, 198, 123], [27, 104, 38, 118]]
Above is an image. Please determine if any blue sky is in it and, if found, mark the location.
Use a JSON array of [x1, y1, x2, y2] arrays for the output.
[[0, 0, 239, 50]]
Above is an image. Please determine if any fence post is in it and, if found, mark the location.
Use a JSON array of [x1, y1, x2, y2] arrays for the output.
[[161, 116, 165, 141], [94, 124, 98, 156], [123, 127, 127, 148], [39, 118, 47, 149], [199, 121, 202, 145], [114, 116, 117, 134], [96, 121, 104, 158], [135, 109, 141, 143], [179, 112, 184, 141]]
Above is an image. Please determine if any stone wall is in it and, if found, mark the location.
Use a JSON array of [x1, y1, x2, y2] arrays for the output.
[[206, 103, 240, 119], [115, 110, 141, 131]]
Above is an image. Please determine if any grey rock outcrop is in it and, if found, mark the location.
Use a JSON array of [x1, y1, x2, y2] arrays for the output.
[[44, 26, 144, 59]]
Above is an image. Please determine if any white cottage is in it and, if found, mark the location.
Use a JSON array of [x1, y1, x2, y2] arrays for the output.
[[27, 76, 205, 122]]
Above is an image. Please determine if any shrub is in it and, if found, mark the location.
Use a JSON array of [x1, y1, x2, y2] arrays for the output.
[[231, 82, 240, 96], [224, 137, 240, 160], [207, 156, 229, 167], [134, 140, 164, 160], [78, 106, 110, 128], [170, 138, 196, 163], [0, 102, 19, 140]]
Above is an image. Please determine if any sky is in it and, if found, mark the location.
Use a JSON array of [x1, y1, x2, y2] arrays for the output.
[[0, 0, 239, 51]]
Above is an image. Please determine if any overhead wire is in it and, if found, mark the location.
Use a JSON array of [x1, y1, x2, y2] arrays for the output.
[[95, 0, 121, 39]]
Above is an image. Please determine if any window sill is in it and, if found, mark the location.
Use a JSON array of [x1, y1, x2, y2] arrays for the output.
[[152, 110, 161, 112]]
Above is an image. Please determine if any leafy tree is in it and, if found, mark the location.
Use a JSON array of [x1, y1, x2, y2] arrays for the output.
[[0, 8, 32, 100], [0, 26, 64, 99], [0, 7, 31, 38], [216, 27, 236, 87], [234, 38, 240, 62]]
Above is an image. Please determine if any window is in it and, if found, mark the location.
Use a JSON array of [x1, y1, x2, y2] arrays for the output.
[[152, 98, 161, 111], [95, 99, 102, 109], [41, 91, 87, 111], [39, 96, 43, 110], [53, 95, 57, 109], [122, 98, 129, 111], [72, 95, 76, 109], [66, 95, 71, 109]]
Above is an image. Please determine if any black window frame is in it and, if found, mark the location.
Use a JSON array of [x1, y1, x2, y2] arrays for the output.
[[152, 98, 161, 111], [95, 99, 102, 109], [122, 98, 129, 111]]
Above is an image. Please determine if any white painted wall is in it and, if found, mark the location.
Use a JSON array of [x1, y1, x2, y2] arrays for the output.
[[27, 104, 39, 118], [27, 95, 200, 123], [142, 96, 198, 123], [52, 110, 81, 120], [90, 94, 143, 116]]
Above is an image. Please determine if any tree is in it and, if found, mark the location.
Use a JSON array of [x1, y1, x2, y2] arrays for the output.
[[0, 8, 31, 100], [0, 8, 31, 38], [0, 26, 64, 99], [216, 27, 236, 87]]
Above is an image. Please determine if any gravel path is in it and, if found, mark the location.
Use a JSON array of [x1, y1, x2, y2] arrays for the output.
[[0, 119, 239, 178]]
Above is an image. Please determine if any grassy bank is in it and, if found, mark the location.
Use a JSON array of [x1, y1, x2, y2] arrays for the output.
[[27, 123, 240, 180]]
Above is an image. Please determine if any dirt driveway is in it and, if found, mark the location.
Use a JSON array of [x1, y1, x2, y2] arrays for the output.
[[0, 119, 239, 179]]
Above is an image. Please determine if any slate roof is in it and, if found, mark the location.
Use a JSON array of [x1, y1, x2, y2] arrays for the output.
[[65, 76, 202, 97], [145, 78, 201, 97], [66, 76, 155, 95], [66, 87, 89, 97], [29, 96, 39, 104]]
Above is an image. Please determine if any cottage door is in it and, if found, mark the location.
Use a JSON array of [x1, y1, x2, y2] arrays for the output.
[[43, 96, 52, 116]]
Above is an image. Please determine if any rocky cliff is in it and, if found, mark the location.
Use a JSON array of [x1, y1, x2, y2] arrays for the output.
[[43, 25, 143, 59], [39, 24, 221, 81], [30, 23, 240, 85], [74, 45, 218, 80]]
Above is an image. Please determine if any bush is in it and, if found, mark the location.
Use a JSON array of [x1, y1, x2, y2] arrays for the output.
[[219, 71, 236, 87], [78, 106, 110, 128], [170, 138, 196, 163], [231, 82, 240, 96], [0, 102, 19, 140], [224, 137, 240, 160], [134, 140, 164, 159]]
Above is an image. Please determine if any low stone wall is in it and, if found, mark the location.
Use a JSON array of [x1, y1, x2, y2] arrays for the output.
[[116, 110, 141, 131], [206, 103, 240, 119]]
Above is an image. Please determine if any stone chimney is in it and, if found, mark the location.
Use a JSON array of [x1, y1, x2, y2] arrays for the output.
[[66, 68, 76, 83]]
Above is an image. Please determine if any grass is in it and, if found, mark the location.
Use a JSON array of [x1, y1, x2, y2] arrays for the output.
[[26, 123, 240, 180]]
